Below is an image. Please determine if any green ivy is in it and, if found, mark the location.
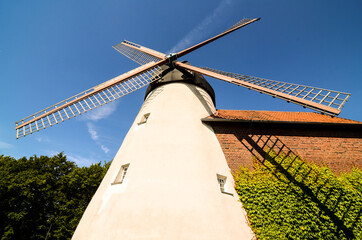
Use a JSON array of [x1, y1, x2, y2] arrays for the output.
[[234, 152, 362, 240]]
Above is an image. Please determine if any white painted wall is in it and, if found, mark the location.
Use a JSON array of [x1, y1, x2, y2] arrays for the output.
[[72, 82, 254, 240]]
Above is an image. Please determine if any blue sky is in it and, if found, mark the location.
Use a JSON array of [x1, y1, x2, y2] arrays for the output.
[[1, 0, 361, 166]]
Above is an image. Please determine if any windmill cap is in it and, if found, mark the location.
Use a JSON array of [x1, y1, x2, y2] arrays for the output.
[[144, 61, 216, 104]]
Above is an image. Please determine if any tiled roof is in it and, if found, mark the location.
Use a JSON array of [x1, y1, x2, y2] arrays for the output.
[[206, 110, 361, 124]]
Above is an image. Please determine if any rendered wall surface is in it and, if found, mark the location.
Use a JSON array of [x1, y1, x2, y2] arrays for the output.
[[209, 122, 362, 174], [72, 83, 254, 240]]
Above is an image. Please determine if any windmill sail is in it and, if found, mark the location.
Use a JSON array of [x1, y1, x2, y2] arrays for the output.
[[15, 16, 352, 140], [16, 17, 262, 139], [113, 40, 165, 65], [176, 18, 260, 58], [113, 18, 260, 66], [175, 62, 350, 116], [15, 62, 162, 138]]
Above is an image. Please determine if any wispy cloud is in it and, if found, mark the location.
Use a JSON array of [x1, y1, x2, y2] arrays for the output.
[[47, 150, 64, 157], [168, 0, 233, 53], [79, 101, 119, 154], [101, 145, 109, 154], [87, 123, 99, 141], [86, 123, 110, 154], [67, 153, 97, 166], [35, 136, 50, 143], [81, 101, 118, 121], [0, 141, 14, 149], [46, 150, 97, 166]]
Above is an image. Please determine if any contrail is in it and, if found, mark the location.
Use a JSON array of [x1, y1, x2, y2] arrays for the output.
[[168, 0, 233, 54]]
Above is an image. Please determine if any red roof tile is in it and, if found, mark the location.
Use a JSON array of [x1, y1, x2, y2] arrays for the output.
[[207, 110, 361, 124]]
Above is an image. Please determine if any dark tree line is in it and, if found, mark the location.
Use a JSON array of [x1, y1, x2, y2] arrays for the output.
[[0, 153, 109, 240]]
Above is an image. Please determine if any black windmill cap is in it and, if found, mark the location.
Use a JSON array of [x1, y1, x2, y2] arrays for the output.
[[144, 61, 216, 105]]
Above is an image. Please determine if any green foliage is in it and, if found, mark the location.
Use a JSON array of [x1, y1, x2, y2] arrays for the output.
[[0, 153, 110, 240], [234, 152, 362, 240], [1, 149, 360, 239]]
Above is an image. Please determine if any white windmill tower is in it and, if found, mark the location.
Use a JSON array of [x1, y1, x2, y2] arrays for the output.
[[15, 18, 351, 239]]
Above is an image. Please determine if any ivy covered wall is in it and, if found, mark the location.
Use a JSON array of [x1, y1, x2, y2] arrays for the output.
[[234, 151, 361, 239]]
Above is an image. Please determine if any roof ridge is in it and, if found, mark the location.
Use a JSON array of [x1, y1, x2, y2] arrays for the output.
[[211, 109, 361, 124]]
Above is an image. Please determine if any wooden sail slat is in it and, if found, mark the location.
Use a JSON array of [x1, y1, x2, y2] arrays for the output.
[[176, 62, 350, 116], [15, 62, 163, 138]]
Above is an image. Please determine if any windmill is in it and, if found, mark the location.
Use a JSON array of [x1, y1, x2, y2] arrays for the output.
[[15, 18, 351, 239]]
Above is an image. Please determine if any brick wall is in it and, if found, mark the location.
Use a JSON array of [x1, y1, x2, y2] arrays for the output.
[[208, 121, 362, 175]]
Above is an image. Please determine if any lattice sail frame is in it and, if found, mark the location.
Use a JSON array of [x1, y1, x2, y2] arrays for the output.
[[113, 18, 261, 66], [176, 18, 260, 58], [16, 17, 260, 139], [174, 62, 350, 116], [16, 63, 162, 138], [16, 17, 351, 139], [201, 67, 350, 113], [225, 18, 258, 32], [113, 40, 165, 65]]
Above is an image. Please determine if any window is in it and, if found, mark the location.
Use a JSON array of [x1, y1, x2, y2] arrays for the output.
[[217, 174, 233, 196], [112, 164, 130, 185], [138, 113, 150, 125], [217, 174, 226, 192]]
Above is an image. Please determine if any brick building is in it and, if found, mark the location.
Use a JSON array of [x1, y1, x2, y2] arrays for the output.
[[203, 110, 362, 175]]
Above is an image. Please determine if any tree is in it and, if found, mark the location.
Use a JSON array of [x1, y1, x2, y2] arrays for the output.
[[0, 153, 109, 240]]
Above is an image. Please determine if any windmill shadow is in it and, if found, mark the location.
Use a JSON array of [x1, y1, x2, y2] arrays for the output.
[[235, 134, 360, 239]]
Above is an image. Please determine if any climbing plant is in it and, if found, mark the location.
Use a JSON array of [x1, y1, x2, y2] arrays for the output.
[[234, 152, 362, 240]]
